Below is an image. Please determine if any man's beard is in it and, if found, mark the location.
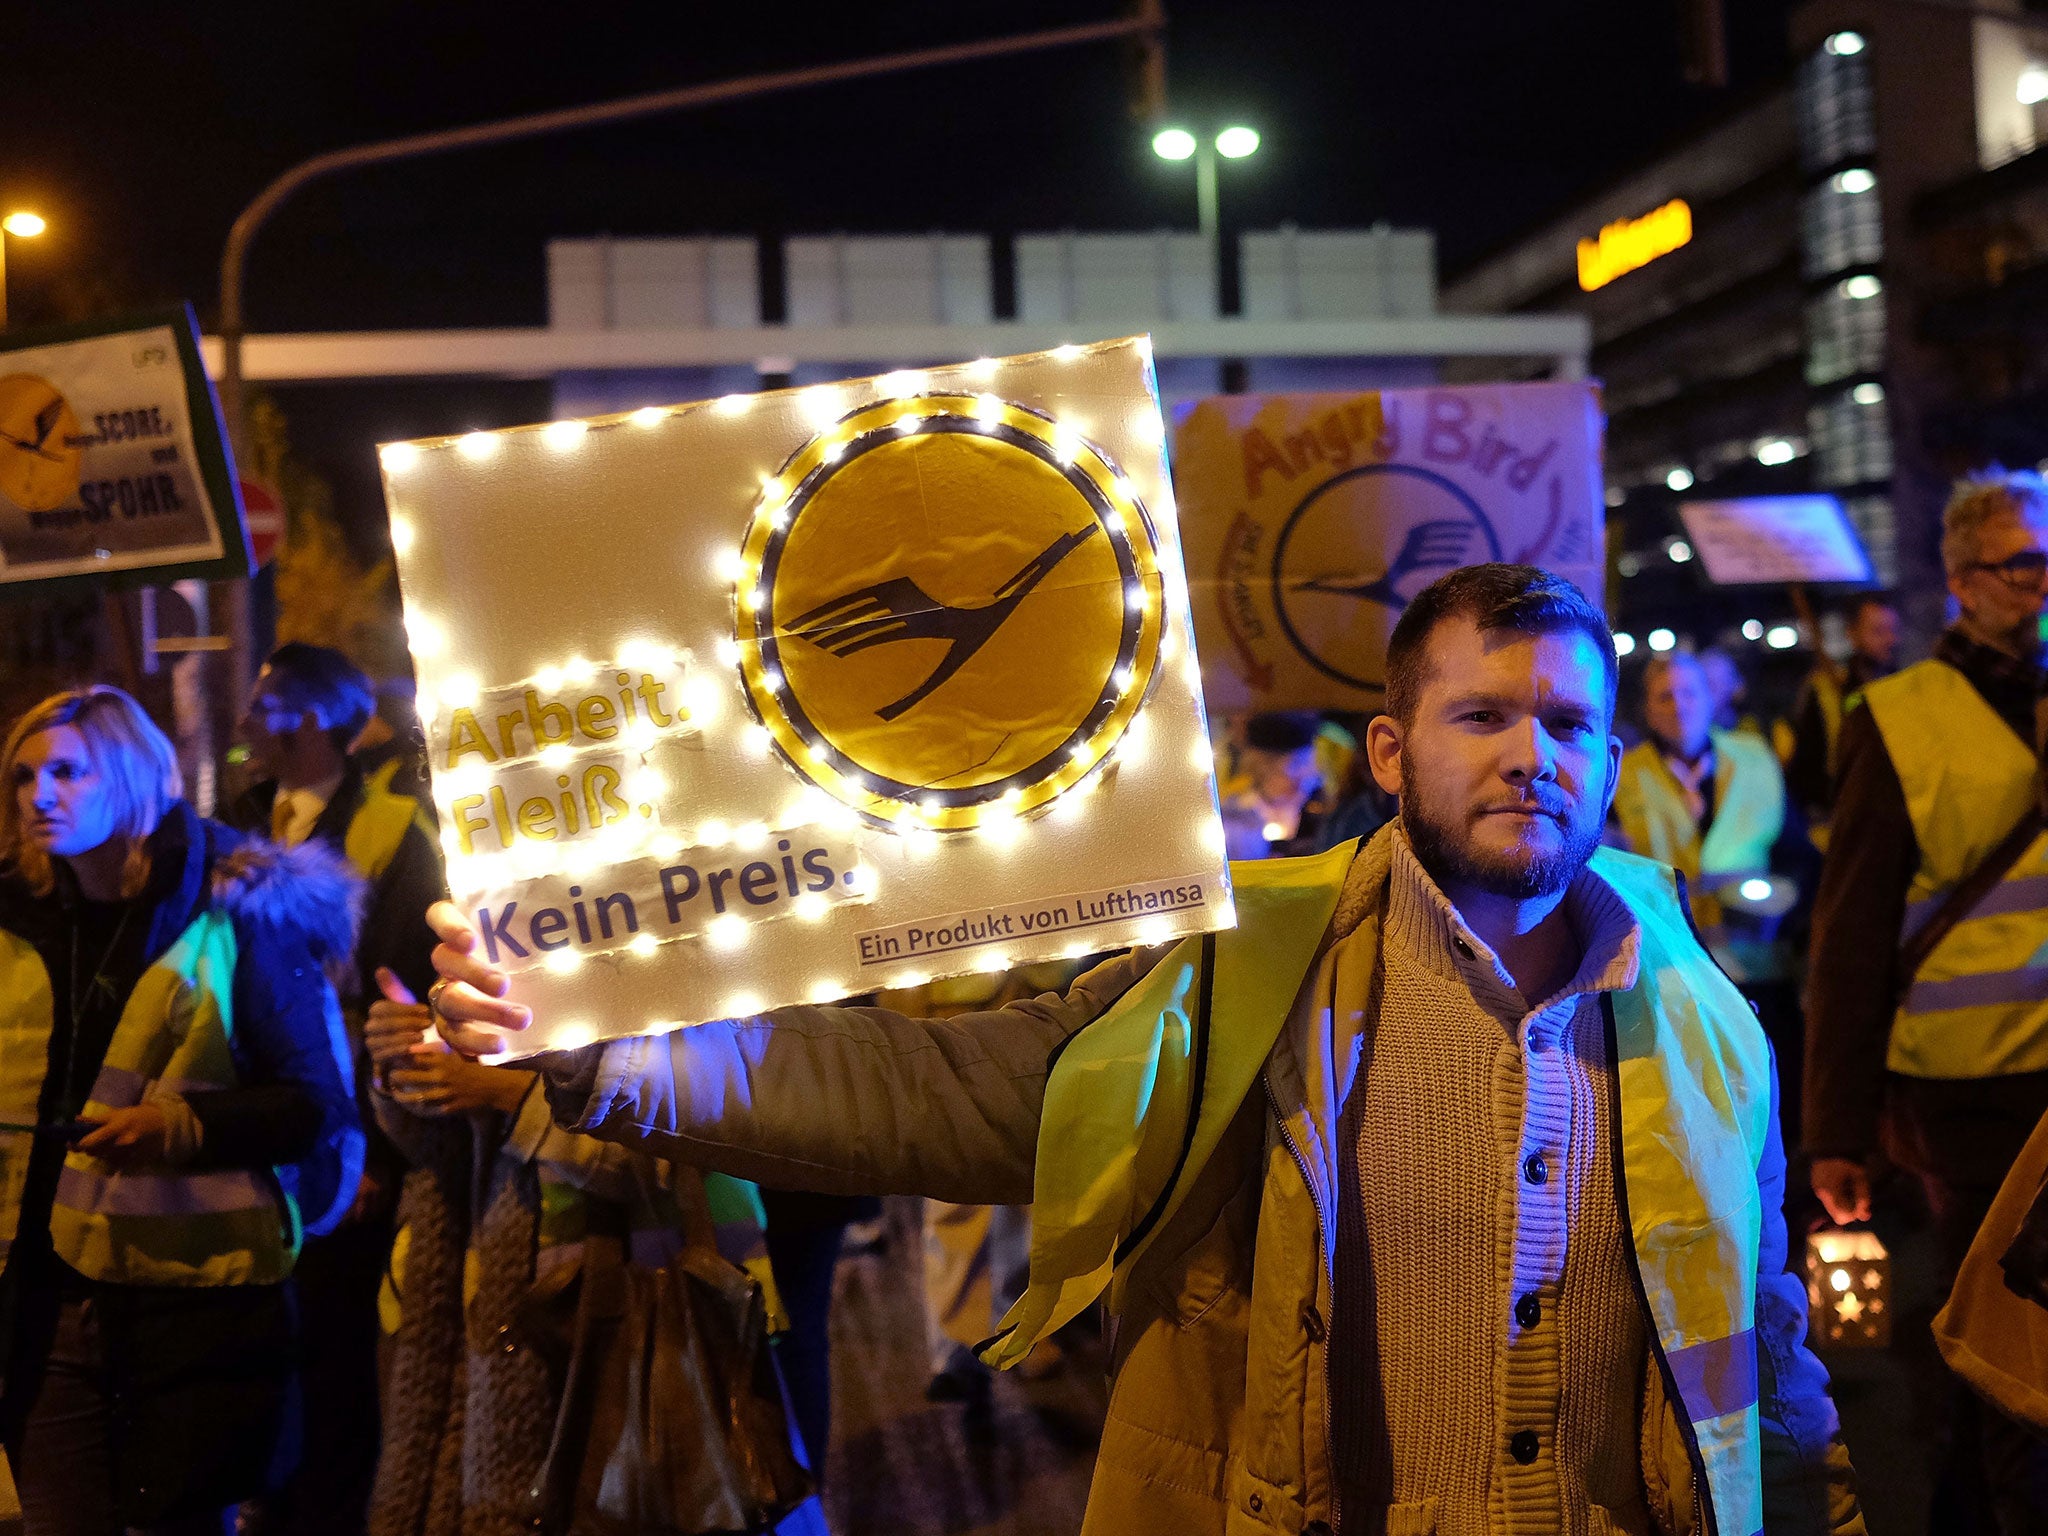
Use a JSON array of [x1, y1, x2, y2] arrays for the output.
[[1399, 761, 1603, 901]]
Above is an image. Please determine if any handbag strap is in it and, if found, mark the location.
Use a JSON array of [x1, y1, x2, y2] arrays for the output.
[[1899, 805, 2047, 998]]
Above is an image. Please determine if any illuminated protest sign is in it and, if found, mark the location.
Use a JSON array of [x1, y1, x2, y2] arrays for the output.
[[384, 337, 1230, 1056], [0, 306, 248, 592], [1676, 495, 1873, 586], [1174, 382, 1604, 711]]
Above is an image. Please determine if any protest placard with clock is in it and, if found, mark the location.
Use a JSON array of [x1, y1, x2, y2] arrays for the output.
[[0, 306, 248, 592], [383, 336, 1231, 1057]]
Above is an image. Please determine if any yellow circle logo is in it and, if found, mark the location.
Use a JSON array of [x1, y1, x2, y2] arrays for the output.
[[0, 374, 82, 512], [738, 395, 1164, 829]]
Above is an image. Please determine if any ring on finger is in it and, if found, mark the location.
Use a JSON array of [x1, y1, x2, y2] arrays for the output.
[[427, 979, 450, 1020]]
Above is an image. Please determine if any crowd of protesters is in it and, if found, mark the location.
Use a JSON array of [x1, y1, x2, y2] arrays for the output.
[[5, 468, 2048, 1536]]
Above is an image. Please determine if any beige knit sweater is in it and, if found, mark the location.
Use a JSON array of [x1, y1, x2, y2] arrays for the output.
[[1332, 829, 1653, 1536]]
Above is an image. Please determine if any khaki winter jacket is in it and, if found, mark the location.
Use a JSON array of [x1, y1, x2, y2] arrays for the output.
[[544, 831, 1862, 1536]]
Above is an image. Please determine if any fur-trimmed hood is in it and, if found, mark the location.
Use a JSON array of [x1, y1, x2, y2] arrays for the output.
[[0, 799, 366, 975], [209, 833, 364, 972]]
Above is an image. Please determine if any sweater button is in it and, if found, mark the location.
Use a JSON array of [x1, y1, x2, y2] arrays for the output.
[[1247, 1492, 1263, 1515], [1523, 1151, 1548, 1186], [1515, 1292, 1541, 1329], [1509, 1429, 1539, 1464], [1453, 936, 1475, 960]]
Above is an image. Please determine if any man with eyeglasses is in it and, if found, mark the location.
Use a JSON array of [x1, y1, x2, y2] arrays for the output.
[[1806, 469, 2048, 1531]]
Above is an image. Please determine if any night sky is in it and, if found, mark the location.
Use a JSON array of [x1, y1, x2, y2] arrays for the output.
[[3, 0, 1799, 544]]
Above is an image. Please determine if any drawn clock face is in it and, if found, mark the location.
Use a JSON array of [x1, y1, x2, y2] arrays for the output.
[[735, 394, 1167, 831], [0, 374, 82, 513]]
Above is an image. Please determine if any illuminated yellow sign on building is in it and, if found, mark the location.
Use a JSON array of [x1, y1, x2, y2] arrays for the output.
[[1576, 199, 1693, 291]]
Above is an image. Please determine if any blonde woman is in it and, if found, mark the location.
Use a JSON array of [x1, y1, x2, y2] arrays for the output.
[[0, 687, 363, 1536]]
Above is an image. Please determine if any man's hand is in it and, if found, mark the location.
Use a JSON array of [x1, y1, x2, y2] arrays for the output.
[[1811, 1156, 1872, 1225], [387, 1044, 536, 1117], [367, 968, 432, 1068], [75, 1103, 170, 1167], [426, 900, 530, 1058]]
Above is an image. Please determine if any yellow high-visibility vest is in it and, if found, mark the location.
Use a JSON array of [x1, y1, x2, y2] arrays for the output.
[[1613, 730, 1785, 925], [341, 775, 428, 884], [991, 840, 1774, 1536], [0, 910, 301, 1287], [1863, 659, 2048, 1078]]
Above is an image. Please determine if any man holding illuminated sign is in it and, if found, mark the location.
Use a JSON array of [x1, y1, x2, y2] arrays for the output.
[[417, 564, 1858, 1535]]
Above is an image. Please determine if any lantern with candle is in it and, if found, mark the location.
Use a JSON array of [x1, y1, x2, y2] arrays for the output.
[[1805, 1228, 1891, 1348]]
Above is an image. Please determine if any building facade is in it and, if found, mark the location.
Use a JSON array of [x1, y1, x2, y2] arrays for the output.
[[1445, 0, 2048, 654]]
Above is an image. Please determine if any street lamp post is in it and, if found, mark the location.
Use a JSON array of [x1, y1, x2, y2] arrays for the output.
[[213, 6, 1167, 713], [1150, 124, 1259, 312], [0, 210, 48, 330]]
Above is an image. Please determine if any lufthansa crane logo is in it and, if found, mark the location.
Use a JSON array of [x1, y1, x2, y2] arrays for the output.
[[1271, 463, 1501, 692], [0, 374, 83, 513], [736, 393, 1165, 831]]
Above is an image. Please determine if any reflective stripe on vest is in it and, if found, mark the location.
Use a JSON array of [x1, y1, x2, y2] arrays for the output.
[[47, 909, 299, 1286], [1614, 732, 1784, 928], [992, 841, 1772, 1536], [1864, 660, 2048, 1078], [0, 931, 55, 1274]]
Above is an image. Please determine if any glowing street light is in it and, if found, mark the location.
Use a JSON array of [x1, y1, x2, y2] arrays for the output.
[[1151, 123, 1261, 313], [0, 209, 47, 330], [1215, 125, 1261, 159]]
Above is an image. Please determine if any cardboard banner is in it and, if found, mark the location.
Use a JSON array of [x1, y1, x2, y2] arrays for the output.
[[1676, 495, 1873, 586], [1175, 382, 1604, 712], [384, 336, 1231, 1057], [0, 306, 248, 593]]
